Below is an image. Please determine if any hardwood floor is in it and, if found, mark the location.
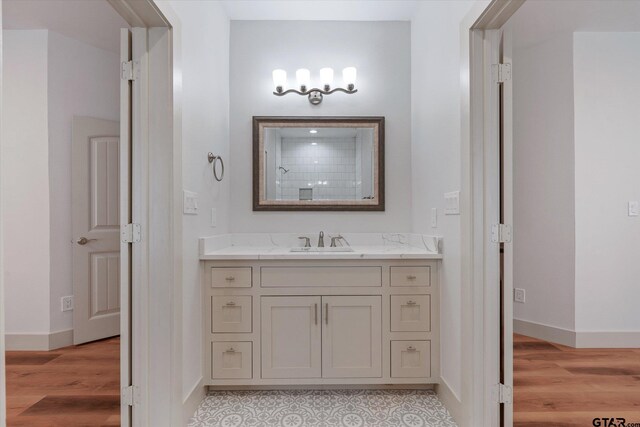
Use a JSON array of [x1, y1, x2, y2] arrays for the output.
[[514, 334, 640, 427], [5, 337, 120, 427]]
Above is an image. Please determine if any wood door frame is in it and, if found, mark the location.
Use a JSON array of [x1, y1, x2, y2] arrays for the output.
[[463, 1, 523, 426], [116, 2, 184, 426]]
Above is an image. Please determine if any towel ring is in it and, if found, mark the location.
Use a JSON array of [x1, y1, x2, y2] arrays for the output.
[[208, 152, 224, 182]]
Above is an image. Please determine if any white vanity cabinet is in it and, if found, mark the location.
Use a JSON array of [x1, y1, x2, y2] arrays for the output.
[[203, 259, 439, 386]]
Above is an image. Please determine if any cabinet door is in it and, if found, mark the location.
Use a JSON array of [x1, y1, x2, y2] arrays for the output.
[[322, 296, 382, 378], [261, 296, 321, 378]]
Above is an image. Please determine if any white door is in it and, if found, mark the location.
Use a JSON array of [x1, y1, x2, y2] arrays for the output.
[[500, 27, 515, 426], [72, 116, 120, 345], [322, 295, 382, 378], [261, 296, 322, 378]]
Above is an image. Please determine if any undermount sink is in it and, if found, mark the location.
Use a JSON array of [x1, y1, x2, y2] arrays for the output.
[[290, 247, 354, 253]]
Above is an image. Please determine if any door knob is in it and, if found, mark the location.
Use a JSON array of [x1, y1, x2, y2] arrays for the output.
[[76, 237, 96, 245]]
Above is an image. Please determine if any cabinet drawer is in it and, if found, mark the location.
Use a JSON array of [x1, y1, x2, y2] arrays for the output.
[[211, 341, 252, 379], [391, 340, 431, 378], [211, 267, 252, 288], [390, 295, 431, 332], [211, 296, 252, 333], [261, 266, 382, 287], [390, 266, 431, 287]]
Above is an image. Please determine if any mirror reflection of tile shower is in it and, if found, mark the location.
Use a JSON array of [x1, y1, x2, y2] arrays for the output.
[[264, 127, 375, 201]]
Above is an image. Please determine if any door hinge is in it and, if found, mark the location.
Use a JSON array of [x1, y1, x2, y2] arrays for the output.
[[121, 223, 142, 243], [122, 385, 140, 406], [493, 383, 513, 404], [491, 224, 512, 243], [492, 63, 511, 83], [121, 60, 138, 81]]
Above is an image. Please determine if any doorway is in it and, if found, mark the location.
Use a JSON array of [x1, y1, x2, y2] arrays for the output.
[[469, 1, 640, 426], [2, 1, 126, 424]]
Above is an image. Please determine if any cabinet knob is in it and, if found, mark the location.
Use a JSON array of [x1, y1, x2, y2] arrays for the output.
[[225, 276, 236, 281], [225, 347, 235, 353], [225, 301, 236, 306], [407, 275, 417, 280], [407, 346, 416, 352], [406, 300, 417, 305]]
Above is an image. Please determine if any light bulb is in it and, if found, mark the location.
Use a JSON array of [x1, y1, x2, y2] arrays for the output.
[[342, 67, 357, 90], [296, 68, 310, 91], [320, 67, 334, 90], [272, 69, 287, 92]]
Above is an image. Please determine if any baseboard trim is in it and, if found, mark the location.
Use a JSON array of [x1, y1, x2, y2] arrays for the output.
[[435, 377, 463, 427], [5, 329, 73, 351], [575, 331, 640, 349], [514, 319, 640, 348], [183, 378, 205, 425], [513, 319, 576, 347]]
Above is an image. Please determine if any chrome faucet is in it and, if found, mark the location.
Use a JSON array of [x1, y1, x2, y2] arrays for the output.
[[318, 231, 324, 247], [298, 236, 311, 247]]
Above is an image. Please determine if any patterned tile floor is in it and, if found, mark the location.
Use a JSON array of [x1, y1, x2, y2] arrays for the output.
[[188, 389, 457, 427]]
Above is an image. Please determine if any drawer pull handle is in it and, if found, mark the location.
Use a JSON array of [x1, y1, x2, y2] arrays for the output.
[[225, 276, 236, 281], [314, 303, 318, 325], [407, 275, 417, 280], [225, 347, 236, 353], [407, 346, 417, 352], [225, 302, 236, 306], [325, 303, 329, 325], [406, 300, 417, 305]]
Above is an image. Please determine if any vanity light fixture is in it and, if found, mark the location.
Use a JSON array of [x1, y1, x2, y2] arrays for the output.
[[272, 67, 358, 105]]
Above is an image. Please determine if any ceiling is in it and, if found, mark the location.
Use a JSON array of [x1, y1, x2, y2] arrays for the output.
[[222, 0, 421, 21], [3, 0, 128, 53], [510, 0, 640, 48]]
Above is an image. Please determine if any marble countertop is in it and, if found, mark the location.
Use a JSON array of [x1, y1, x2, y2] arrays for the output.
[[199, 233, 443, 260]]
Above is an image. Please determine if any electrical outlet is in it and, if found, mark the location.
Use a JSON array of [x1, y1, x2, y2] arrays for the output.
[[444, 191, 460, 215], [514, 288, 526, 303], [61, 296, 74, 312]]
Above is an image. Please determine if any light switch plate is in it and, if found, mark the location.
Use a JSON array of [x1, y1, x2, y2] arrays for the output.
[[444, 191, 460, 215], [431, 208, 437, 228], [628, 201, 639, 217], [183, 190, 198, 215]]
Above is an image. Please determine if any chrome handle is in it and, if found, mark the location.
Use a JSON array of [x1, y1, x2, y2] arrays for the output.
[[314, 303, 318, 325], [407, 346, 416, 352], [225, 301, 236, 306], [325, 303, 329, 325], [225, 347, 235, 353], [225, 276, 236, 281], [406, 300, 417, 305], [298, 236, 311, 248], [407, 275, 417, 280], [76, 237, 97, 245]]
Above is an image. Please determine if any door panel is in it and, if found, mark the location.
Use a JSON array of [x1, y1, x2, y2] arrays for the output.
[[72, 117, 120, 345], [261, 296, 321, 379], [322, 295, 382, 378]]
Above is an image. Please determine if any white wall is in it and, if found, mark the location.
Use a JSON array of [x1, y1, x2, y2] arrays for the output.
[[47, 31, 120, 334], [574, 32, 640, 333], [411, 1, 475, 401], [511, 32, 576, 332], [509, 1, 640, 346], [229, 20, 411, 232], [167, 0, 231, 400], [2, 30, 51, 336], [2, 29, 119, 343]]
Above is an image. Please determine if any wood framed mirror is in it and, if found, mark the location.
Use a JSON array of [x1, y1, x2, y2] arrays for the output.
[[253, 116, 385, 211]]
